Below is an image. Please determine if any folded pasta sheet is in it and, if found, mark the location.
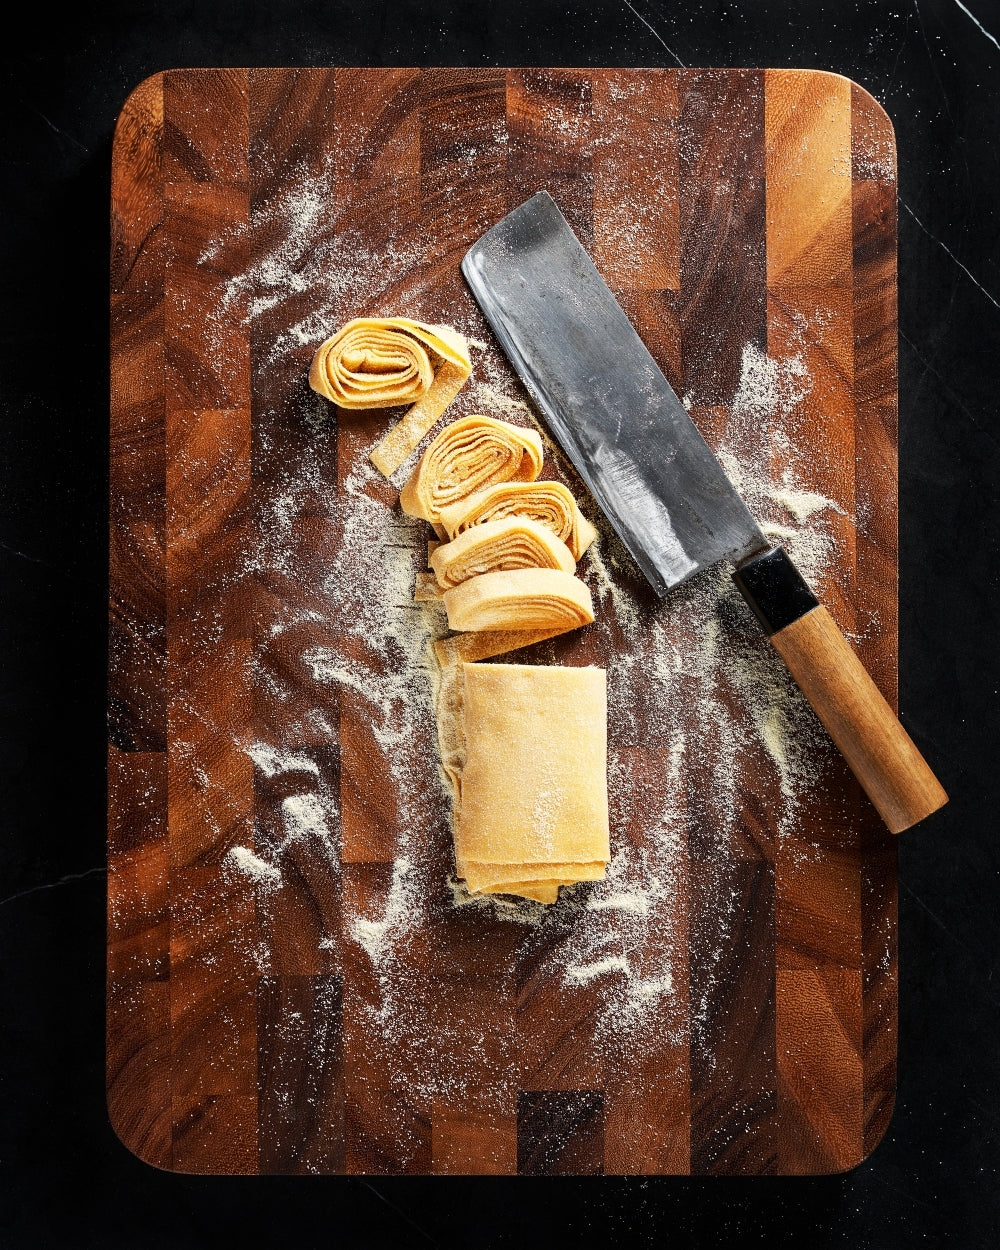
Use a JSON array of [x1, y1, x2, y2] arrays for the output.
[[443, 568, 594, 633], [433, 628, 571, 796], [400, 415, 543, 526], [453, 663, 609, 902], [307, 317, 472, 477], [437, 480, 598, 560], [430, 516, 576, 590]]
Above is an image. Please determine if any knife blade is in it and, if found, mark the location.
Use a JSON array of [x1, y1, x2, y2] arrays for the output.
[[462, 191, 948, 834]]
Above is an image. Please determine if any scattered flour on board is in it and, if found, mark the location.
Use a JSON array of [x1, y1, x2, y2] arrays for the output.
[[170, 144, 868, 1112], [223, 845, 282, 891]]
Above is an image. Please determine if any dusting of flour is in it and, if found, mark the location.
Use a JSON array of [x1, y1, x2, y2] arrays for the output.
[[169, 143, 863, 1120]]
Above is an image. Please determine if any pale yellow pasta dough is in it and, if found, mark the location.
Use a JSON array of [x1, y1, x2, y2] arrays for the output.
[[485, 882, 560, 904], [308, 317, 468, 409], [307, 317, 472, 477], [459, 861, 607, 892], [443, 568, 594, 633], [454, 663, 609, 902], [433, 629, 569, 797], [437, 480, 598, 560], [399, 415, 543, 526], [430, 516, 576, 590]]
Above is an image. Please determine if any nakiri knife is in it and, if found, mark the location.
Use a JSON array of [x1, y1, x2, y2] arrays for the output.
[[461, 190, 947, 834]]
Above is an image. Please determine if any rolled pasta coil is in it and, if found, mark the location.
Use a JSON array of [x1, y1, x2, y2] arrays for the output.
[[308, 316, 469, 410], [430, 517, 576, 591], [437, 480, 598, 560], [443, 568, 594, 634], [400, 415, 543, 525]]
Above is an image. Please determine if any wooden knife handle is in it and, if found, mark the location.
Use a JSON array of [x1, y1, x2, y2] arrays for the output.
[[733, 547, 948, 834]]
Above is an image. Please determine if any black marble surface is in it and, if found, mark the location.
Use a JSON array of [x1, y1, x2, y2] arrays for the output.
[[1, 0, 997, 1244]]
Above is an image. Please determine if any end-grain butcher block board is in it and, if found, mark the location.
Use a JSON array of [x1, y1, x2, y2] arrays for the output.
[[107, 67, 900, 1176]]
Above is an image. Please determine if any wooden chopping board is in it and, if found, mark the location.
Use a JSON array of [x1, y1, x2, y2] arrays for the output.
[[107, 67, 900, 1176]]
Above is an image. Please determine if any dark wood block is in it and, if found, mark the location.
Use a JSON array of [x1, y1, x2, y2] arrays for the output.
[[164, 69, 248, 187], [507, 68, 593, 248], [603, 1061, 690, 1176], [777, 843, 862, 970], [253, 745, 342, 977], [110, 75, 167, 751], [690, 859, 777, 1175], [107, 841, 169, 986], [678, 68, 767, 405], [592, 69, 679, 291], [517, 1090, 604, 1176], [257, 975, 345, 1173], [862, 841, 898, 1158], [167, 636, 253, 869], [106, 980, 172, 1169], [168, 865, 260, 1097], [163, 182, 250, 410]]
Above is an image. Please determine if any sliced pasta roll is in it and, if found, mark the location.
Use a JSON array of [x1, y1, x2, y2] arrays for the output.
[[437, 480, 598, 560], [308, 316, 469, 409], [430, 516, 575, 590], [400, 415, 543, 526], [308, 317, 473, 476], [442, 568, 594, 634]]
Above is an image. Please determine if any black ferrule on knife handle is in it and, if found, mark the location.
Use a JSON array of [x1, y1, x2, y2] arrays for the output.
[[732, 546, 819, 636]]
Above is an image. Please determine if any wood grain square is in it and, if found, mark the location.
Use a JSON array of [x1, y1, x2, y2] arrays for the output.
[[765, 70, 852, 289], [168, 865, 260, 1097], [862, 841, 897, 1156], [110, 78, 167, 752], [163, 181, 250, 411], [171, 1095, 258, 1175], [612, 288, 683, 398], [111, 74, 164, 280], [253, 744, 341, 977], [592, 69, 679, 290], [603, 1064, 690, 1176], [777, 844, 862, 970], [107, 839, 169, 985], [248, 68, 337, 192], [167, 637, 253, 869], [850, 81, 896, 183], [507, 68, 593, 248], [251, 592, 343, 750], [689, 858, 777, 1175], [517, 1090, 604, 1176], [431, 1107, 518, 1175], [422, 68, 507, 265], [678, 68, 767, 406], [108, 746, 168, 855], [332, 68, 421, 184]]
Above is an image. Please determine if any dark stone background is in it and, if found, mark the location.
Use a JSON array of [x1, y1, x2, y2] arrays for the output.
[[1, 1, 996, 1244]]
